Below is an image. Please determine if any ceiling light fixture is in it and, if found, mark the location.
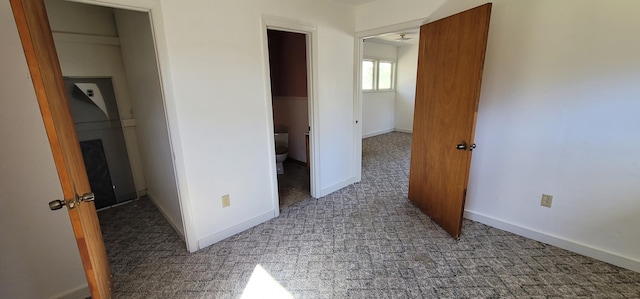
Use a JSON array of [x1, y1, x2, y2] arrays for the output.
[[396, 33, 411, 41]]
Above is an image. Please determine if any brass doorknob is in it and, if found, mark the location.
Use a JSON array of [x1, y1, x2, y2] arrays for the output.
[[48, 192, 94, 211], [49, 199, 66, 210]]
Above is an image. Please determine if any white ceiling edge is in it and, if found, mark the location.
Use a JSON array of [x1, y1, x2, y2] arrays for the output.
[[366, 29, 420, 47], [329, 0, 380, 6], [356, 18, 426, 38], [356, 17, 426, 48]]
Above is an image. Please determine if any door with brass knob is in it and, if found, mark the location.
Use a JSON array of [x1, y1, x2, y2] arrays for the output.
[[11, 0, 112, 297], [408, 3, 491, 239]]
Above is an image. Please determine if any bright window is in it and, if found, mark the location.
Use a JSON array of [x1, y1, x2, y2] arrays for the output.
[[362, 60, 375, 90], [378, 61, 393, 90], [362, 59, 395, 91]]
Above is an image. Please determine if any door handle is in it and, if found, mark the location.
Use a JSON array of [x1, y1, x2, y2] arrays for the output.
[[456, 142, 477, 151], [49, 199, 67, 210], [48, 192, 95, 211]]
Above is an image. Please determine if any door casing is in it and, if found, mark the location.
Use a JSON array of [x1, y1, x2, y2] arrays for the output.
[[354, 18, 428, 184], [65, 0, 197, 251], [10, 2, 197, 297], [261, 16, 320, 207]]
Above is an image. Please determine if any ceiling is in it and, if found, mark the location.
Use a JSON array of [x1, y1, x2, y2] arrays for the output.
[[366, 29, 420, 47], [327, 0, 419, 47], [329, 0, 379, 6]]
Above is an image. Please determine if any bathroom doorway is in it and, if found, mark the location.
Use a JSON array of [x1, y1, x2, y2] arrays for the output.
[[266, 28, 313, 209]]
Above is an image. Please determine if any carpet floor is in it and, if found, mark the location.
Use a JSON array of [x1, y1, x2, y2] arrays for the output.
[[278, 161, 311, 209], [98, 132, 640, 298]]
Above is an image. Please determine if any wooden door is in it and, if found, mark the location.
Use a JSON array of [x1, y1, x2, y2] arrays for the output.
[[10, 0, 112, 297], [408, 4, 492, 239]]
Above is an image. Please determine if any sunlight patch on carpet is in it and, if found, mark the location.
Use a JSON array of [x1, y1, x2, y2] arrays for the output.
[[241, 264, 294, 299]]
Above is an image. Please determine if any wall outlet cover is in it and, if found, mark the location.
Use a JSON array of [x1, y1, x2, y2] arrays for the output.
[[222, 194, 230, 207], [541, 194, 553, 208]]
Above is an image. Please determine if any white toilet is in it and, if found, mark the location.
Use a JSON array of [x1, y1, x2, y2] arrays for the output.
[[274, 133, 288, 174]]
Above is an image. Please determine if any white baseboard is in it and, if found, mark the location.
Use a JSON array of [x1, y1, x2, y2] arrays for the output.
[[198, 211, 274, 250], [318, 177, 356, 198], [363, 128, 394, 139], [394, 128, 412, 134], [55, 284, 90, 299], [464, 210, 640, 273], [147, 193, 185, 240]]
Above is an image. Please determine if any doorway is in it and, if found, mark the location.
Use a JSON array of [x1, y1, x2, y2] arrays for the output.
[[360, 29, 419, 136], [358, 27, 420, 165], [266, 29, 312, 209], [356, 5, 492, 239], [44, 0, 185, 240]]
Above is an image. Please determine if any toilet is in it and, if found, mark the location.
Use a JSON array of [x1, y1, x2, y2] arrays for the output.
[[274, 133, 288, 174]]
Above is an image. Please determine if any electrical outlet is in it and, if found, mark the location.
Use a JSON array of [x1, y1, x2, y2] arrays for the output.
[[222, 194, 230, 207], [541, 194, 553, 208]]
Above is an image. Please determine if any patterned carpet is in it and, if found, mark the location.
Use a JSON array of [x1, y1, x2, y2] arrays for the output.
[[98, 132, 640, 298], [277, 161, 311, 209]]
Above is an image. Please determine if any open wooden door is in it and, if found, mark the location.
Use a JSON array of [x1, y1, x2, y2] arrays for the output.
[[408, 4, 492, 239], [10, 0, 112, 297]]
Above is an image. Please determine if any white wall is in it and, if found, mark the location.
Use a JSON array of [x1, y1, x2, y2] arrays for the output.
[[114, 9, 184, 236], [362, 92, 395, 137], [45, 0, 148, 198], [357, 0, 640, 272], [0, 2, 87, 298], [394, 43, 418, 133], [157, 0, 356, 249], [362, 41, 396, 137], [363, 39, 397, 59], [272, 97, 309, 162]]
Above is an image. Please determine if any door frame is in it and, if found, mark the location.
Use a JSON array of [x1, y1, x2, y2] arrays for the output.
[[354, 18, 428, 164], [65, 0, 197, 252], [261, 16, 320, 207]]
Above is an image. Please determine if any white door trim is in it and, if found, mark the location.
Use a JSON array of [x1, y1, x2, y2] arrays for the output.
[[261, 16, 321, 208], [353, 18, 428, 179]]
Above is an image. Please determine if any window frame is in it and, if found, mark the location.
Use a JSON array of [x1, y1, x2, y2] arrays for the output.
[[362, 59, 377, 91], [362, 57, 396, 92], [376, 60, 395, 91]]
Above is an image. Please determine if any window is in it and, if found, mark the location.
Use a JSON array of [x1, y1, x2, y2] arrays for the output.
[[362, 59, 395, 91], [362, 60, 375, 90], [378, 61, 393, 90]]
